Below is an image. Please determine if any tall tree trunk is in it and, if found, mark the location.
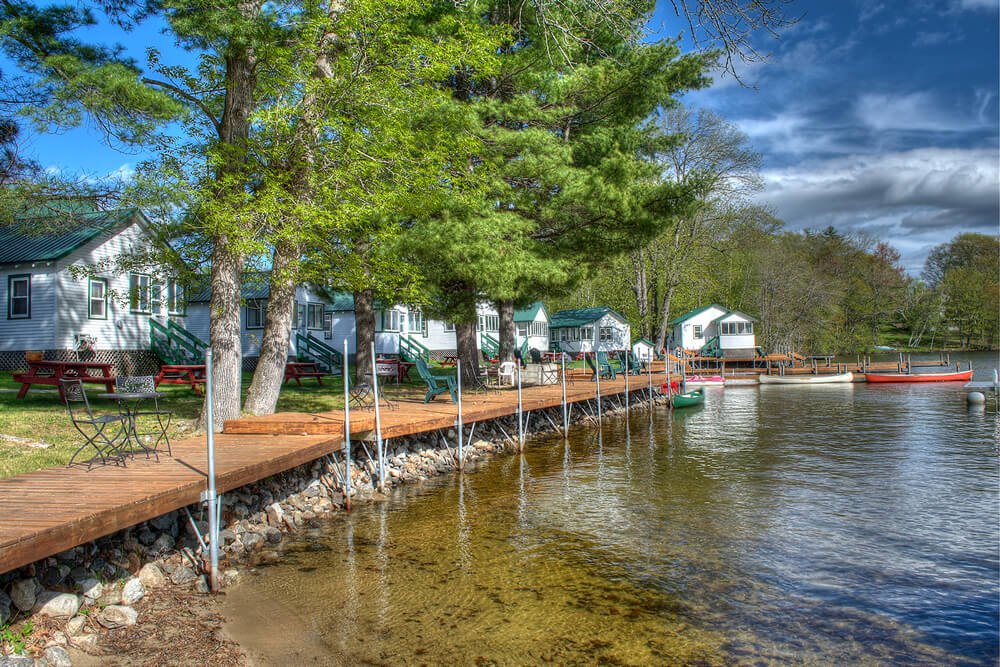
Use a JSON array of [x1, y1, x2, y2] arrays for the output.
[[455, 320, 481, 386], [630, 250, 648, 340], [197, 39, 257, 432], [243, 240, 299, 415], [497, 299, 515, 361], [655, 284, 677, 353], [354, 289, 375, 383], [200, 240, 244, 431]]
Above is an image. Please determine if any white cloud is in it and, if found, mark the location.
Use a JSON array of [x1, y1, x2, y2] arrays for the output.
[[855, 92, 989, 133], [756, 147, 999, 272]]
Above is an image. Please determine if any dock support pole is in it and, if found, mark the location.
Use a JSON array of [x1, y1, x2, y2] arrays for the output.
[[370, 342, 385, 491], [561, 354, 568, 437], [343, 339, 352, 510], [517, 362, 524, 449], [595, 354, 602, 422], [204, 348, 219, 593], [456, 359, 464, 468], [624, 361, 629, 414], [648, 361, 653, 407]]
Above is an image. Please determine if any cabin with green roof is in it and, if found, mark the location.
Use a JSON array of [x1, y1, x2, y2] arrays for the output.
[[514, 301, 551, 353], [549, 306, 631, 355], [668, 304, 758, 358], [0, 205, 185, 373]]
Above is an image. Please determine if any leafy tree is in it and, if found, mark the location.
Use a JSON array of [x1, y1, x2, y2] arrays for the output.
[[926, 233, 1000, 348]]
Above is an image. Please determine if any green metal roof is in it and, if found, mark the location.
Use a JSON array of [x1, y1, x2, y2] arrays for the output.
[[709, 309, 758, 324], [633, 337, 655, 347], [325, 291, 355, 311], [513, 301, 550, 323], [550, 306, 630, 328], [666, 304, 729, 327], [0, 208, 140, 265], [187, 274, 271, 303]]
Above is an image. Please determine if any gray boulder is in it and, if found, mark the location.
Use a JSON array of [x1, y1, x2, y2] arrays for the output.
[[43, 646, 72, 667], [137, 563, 167, 589], [121, 577, 145, 605], [9, 578, 36, 612], [97, 605, 138, 629], [77, 577, 102, 601], [170, 565, 197, 585], [32, 592, 80, 619]]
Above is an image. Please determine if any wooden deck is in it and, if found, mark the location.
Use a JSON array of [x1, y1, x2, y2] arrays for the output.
[[0, 370, 667, 574]]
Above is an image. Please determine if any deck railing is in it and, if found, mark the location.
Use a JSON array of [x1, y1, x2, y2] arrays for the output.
[[399, 335, 430, 363]]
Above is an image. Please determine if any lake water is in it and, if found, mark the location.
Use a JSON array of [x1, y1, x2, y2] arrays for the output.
[[227, 352, 999, 665]]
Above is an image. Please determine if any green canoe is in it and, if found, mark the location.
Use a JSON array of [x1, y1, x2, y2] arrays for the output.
[[671, 388, 705, 408]]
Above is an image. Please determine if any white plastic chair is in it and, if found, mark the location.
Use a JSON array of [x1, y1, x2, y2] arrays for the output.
[[498, 361, 517, 386]]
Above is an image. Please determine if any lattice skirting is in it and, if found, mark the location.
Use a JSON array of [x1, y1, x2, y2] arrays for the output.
[[0, 350, 160, 375]]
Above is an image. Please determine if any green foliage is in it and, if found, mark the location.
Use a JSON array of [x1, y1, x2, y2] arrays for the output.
[[0, 619, 34, 655], [929, 233, 999, 348]]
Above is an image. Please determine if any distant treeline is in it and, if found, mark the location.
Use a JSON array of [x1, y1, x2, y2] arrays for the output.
[[555, 222, 999, 354]]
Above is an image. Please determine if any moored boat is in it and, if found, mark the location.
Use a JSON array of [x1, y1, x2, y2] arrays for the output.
[[759, 372, 854, 385], [684, 375, 725, 387], [864, 369, 974, 383], [671, 388, 705, 408]]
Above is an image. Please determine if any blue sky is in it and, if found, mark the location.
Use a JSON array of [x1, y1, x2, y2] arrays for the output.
[[651, 0, 999, 273], [12, 0, 1000, 274]]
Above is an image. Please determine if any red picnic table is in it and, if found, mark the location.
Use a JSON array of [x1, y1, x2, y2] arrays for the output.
[[13, 360, 115, 401], [441, 355, 458, 367], [376, 359, 415, 383], [154, 364, 207, 395], [284, 361, 325, 386]]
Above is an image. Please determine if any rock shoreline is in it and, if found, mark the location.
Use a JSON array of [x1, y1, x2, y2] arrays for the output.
[[0, 392, 656, 664]]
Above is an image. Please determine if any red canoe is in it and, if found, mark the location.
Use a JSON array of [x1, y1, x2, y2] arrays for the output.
[[864, 370, 974, 383]]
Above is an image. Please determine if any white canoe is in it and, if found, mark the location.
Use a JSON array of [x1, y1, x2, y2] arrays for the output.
[[684, 375, 725, 387], [759, 371, 855, 384]]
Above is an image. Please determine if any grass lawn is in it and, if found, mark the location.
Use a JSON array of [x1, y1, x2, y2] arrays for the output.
[[0, 361, 541, 479]]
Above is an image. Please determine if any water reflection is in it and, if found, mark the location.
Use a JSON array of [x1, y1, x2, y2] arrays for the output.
[[236, 359, 999, 665]]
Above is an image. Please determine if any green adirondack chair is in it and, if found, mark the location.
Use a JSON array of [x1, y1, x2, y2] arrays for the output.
[[586, 352, 616, 381], [415, 358, 458, 404], [596, 351, 619, 380], [624, 351, 642, 375]]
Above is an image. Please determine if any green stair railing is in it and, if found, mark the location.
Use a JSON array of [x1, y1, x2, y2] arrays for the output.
[[296, 333, 343, 372], [480, 332, 499, 359], [399, 335, 430, 363], [149, 319, 207, 364], [519, 338, 529, 360], [701, 335, 722, 358]]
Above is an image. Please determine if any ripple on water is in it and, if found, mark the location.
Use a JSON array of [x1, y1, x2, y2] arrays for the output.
[[230, 356, 999, 666]]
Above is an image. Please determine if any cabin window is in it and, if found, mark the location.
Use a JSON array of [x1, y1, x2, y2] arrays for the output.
[[88, 278, 108, 320], [308, 303, 324, 330], [408, 310, 423, 334], [296, 303, 306, 329], [8, 274, 30, 319], [166, 280, 185, 315], [151, 281, 163, 315], [324, 312, 333, 339], [478, 314, 499, 332], [692, 325, 703, 339], [129, 273, 152, 314], [550, 328, 559, 342], [581, 326, 594, 340], [599, 326, 613, 342], [245, 300, 265, 329], [381, 309, 400, 332], [517, 324, 527, 338], [529, 321, 548, 338], [721, 321, 753, 335], [443, 322, 456, 333]]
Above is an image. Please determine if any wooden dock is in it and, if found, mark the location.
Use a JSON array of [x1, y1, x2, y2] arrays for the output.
[[0, 371, 667, 574]]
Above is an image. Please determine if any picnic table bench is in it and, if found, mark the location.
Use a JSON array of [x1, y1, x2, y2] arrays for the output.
[[154, 364, 207, 395], [440, 355, 458, 367], [284, 361, 325, 386], [13, 360, 115, 401]]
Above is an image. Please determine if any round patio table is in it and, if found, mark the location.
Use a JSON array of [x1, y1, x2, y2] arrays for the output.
[[98, 392, 166, 460]]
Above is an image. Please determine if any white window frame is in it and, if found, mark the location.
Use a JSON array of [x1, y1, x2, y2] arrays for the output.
[[166, 279, 185, 315], [246, 300, 265, 329], [324, 311, 333, 339], [129, 273, 152, 314], [581, 326, 594, 340], [308, 303, 324, 330], [443, 322, 456, 333], [381, 309, 400, 332], [693, 324, 703, 339], [599, 326, 613, 342], [88, 278, 108, 320], [517, 323, 527, 338], [8, 274, 30, 319], [408, 310, 423, 334]]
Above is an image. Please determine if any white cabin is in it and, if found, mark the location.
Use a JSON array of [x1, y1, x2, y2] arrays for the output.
[[514, 301, 551, 354], [668, 304, 758, 358], [549, 307, 631, 355], [0, 207, 184, 374], [631, 338, 656, 364]]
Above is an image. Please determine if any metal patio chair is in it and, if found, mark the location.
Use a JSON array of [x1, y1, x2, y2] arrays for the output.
[[115, 375, 173, 457], [61, 379, 127, 469]]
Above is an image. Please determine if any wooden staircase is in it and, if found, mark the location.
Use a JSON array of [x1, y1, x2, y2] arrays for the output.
[[149, 319, 207, 365], [295, 333, 343, 373], [399, 335, 430, 363], [480, 332, 499, 360]]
